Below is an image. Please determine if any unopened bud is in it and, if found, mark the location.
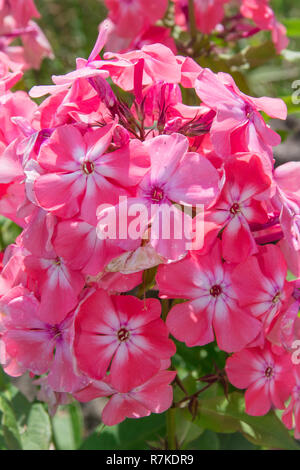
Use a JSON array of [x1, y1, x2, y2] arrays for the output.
[[113, 125, 130, 147]]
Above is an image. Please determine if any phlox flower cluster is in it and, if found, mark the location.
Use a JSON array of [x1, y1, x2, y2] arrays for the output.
[[101, 0, 288, 55], [0, 19, 299, 435]]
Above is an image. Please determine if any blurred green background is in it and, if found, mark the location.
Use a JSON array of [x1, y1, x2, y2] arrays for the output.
[[23, 0, 108, 89]]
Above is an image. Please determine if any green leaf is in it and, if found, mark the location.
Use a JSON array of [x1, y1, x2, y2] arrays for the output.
[[218, 432, 258, 450], [187, 394, 240, 435], [243, 42, 277, 68], [275, 129, 290, 143], [21, 404, 52, 450], [176, 408, 203, 449], [287, 270, 298, 282], [173, 341, 227, 377], [283, 19, 300, 38], [10, 391, 32, 429], [52, 403, 84, 450], [189, 430, 220, 450], [224, 42, 277, 70], [0, 216, 22, 250], [0, 395, 22, 450], [189, 392, 300, 450], [0, 368, 12, 392], [80, 414, 166, 450], [0, 385, 52, 450]]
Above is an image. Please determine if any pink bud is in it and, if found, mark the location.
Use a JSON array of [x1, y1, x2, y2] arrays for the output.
[[113, 125, 130, 147]]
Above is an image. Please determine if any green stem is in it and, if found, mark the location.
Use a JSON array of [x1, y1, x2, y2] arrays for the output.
[[161, 299, 177, 449], [0, 227, 4, 252], [161, 299, 170, 322], [166, 407, 176, 450], [188, 0, 197, 43], [96, 423, 106, 436]]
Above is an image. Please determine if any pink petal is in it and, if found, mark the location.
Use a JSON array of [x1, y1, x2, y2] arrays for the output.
[[165, 151, 220, 206], [166, 299, 214, 347], [226, 350, 263, 389], [34, 172, 85, 217], [145, 133, 188, 184], [47, 339, 88, 393], [4, 329, 53, 375], [38, 263, 85, 323], [213, 300, 262, 352], [245, 379, 271, 416], [102, 394, 149, 426], [38, 125, 85, 172], [222, 216, 257, 263], [75, 333, 118, 381], [109, 341, 161, 392]]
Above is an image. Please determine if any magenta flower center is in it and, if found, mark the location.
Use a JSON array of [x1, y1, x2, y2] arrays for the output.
[[264, 366, 274, 378], [117, 327, 131, 342], [53, 257, 62, 266], [230, 202, 241, 216], [49, 324, 62, 340], [151, 187, 165, 204], [245, 103, 254, 120], [272, 292, 281, 304], [210, 284, 222, 297], [82, 161, 95, 175]]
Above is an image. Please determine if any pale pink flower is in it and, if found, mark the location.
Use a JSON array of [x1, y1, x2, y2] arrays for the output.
[[24, 245, 85, 324], [1, 287, 88, 392], [195, 68, 287, 161]]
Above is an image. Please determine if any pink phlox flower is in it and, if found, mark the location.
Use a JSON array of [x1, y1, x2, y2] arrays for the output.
[[23, 241, 85, 324], [74, 369, 176, 426], [200, 154, 271, 263], [226, 341, 295, 416], [157, 240, 262, 352], [33, 123, 148, 224], [232, 244, 294, 333], [74, 289, 176, 392], [1, 286, 88, 392], [195, 68, 287, 161]]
